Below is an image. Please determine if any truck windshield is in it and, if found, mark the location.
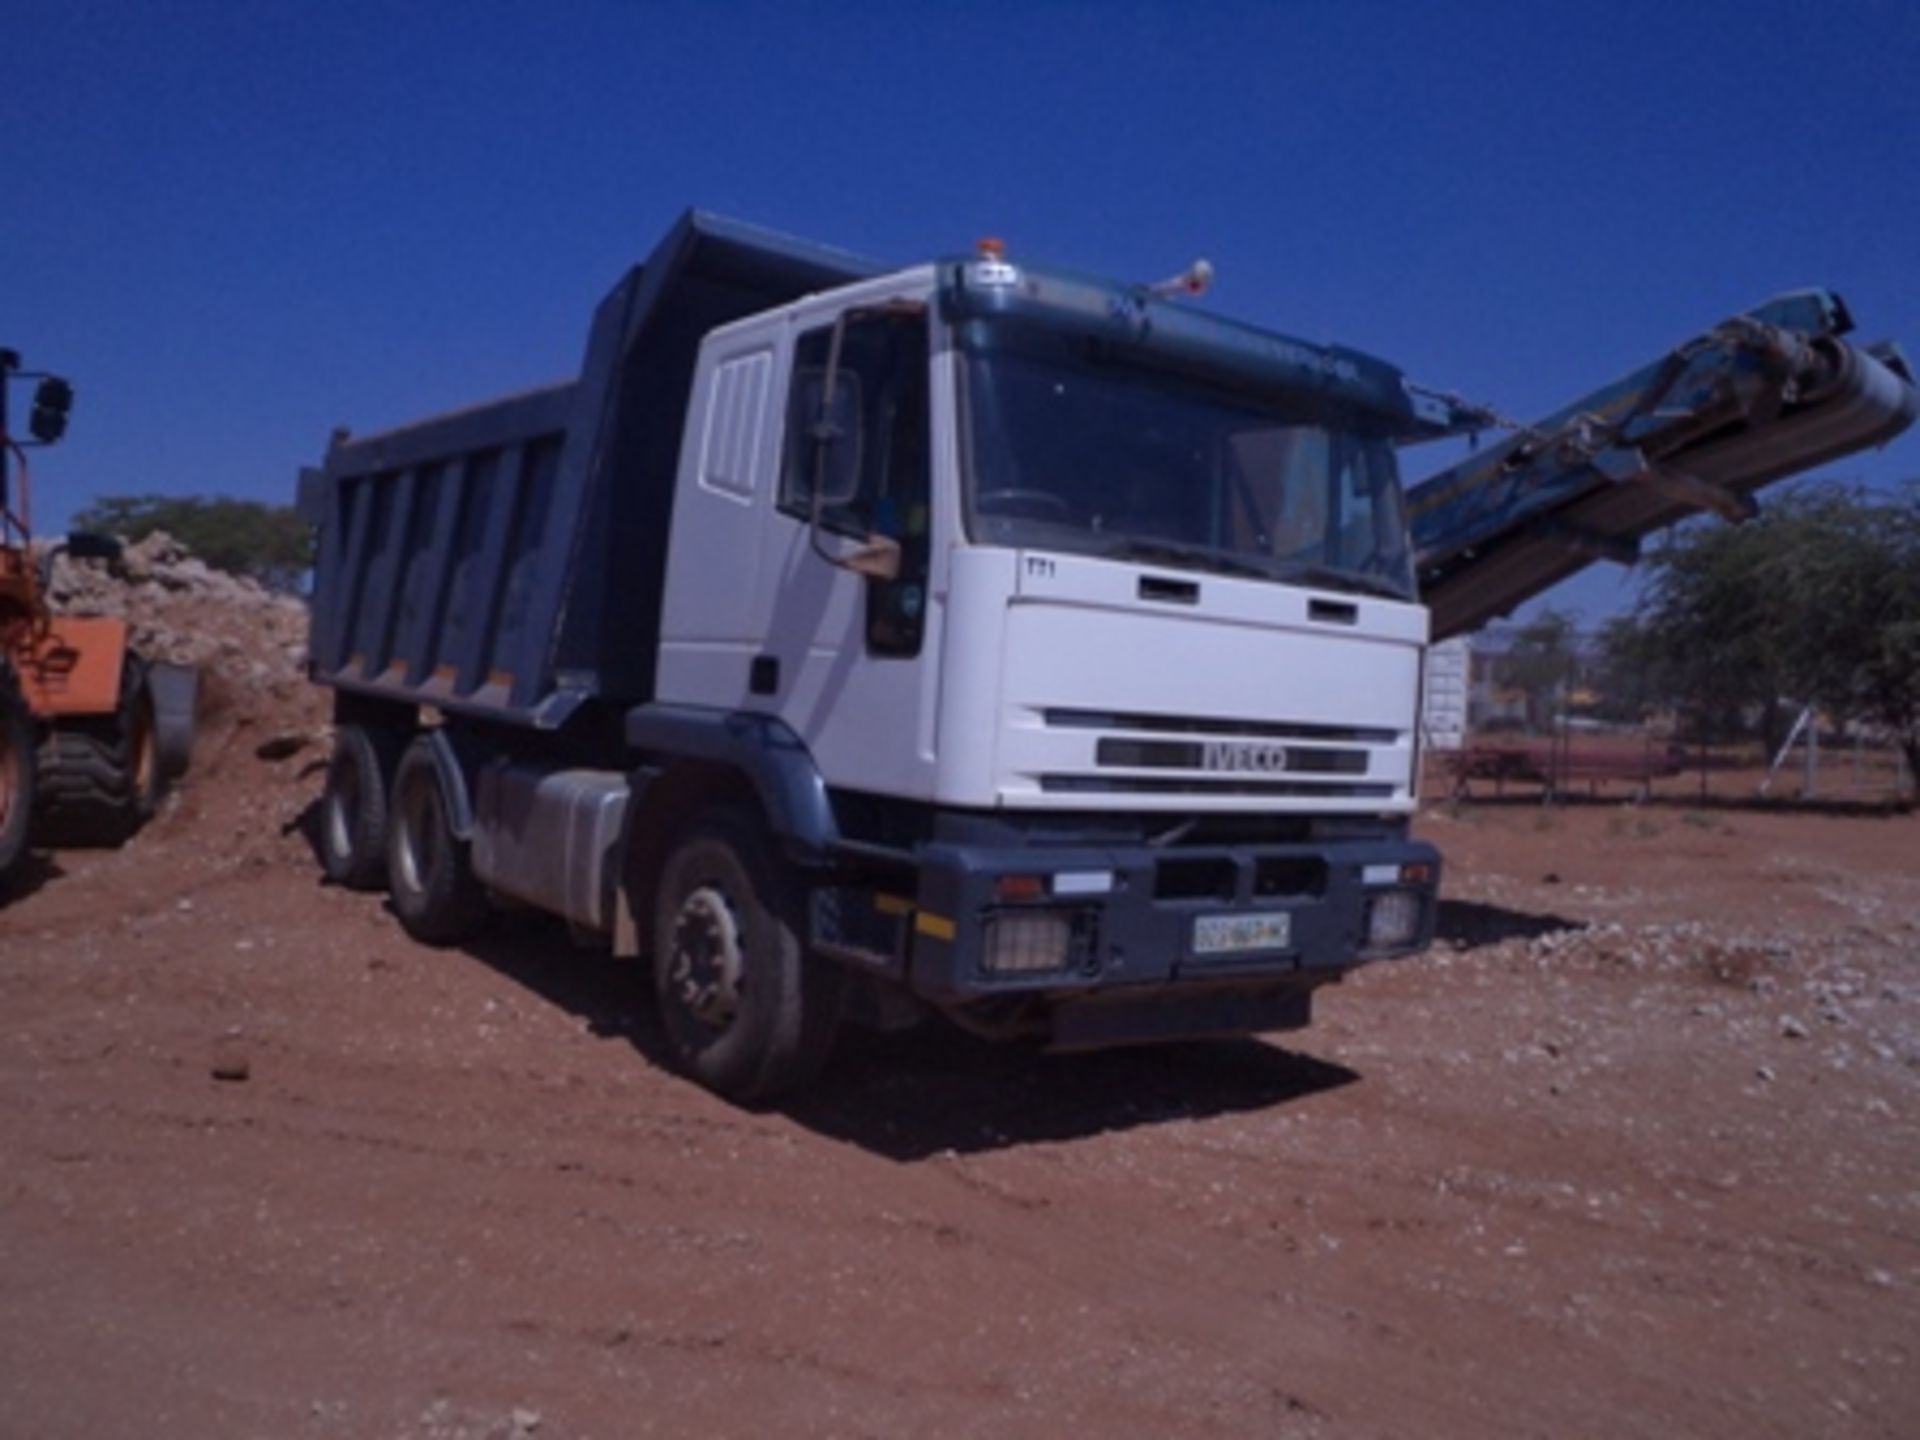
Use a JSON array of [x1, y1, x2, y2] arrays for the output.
[[960, 329, 1416, 599]]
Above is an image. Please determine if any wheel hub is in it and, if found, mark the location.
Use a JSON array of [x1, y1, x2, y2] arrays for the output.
[[669, 885, 745, 1032]]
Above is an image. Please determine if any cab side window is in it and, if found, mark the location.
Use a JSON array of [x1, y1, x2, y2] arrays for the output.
[[780, 312, 932, 657]]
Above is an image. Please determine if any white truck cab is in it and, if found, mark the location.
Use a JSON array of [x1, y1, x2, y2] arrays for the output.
[[661, 254, 1427, 818]]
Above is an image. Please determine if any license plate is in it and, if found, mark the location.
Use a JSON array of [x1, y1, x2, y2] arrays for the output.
[[1192, 911, 1291, 957]]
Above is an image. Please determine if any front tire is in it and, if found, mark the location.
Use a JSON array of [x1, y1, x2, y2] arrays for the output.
[[33, 653, 158, 847], [386, 736, 486, 945], [0, 659, 36, 885], [651, 809, 842, 1103]]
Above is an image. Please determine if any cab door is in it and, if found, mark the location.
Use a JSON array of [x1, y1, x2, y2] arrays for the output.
[[748, 301, 941, 801]]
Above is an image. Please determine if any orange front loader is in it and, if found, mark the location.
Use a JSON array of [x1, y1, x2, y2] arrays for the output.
[[0, 348, 194, 888]]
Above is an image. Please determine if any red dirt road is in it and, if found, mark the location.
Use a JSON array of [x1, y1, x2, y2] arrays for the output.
[[3, 736, 1917, 1437]]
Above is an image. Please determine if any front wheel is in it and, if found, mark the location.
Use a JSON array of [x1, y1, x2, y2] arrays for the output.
[[651, 809, 842, 1103]]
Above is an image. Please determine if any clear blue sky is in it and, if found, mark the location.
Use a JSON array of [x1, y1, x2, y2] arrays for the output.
[[6, 0, 1916, 623]]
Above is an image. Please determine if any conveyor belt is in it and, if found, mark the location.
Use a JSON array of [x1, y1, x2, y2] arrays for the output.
[[1406, 290, 1919, 641]]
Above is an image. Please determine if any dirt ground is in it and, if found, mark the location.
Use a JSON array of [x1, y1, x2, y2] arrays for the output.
[[3, 698, 1918, 1437]]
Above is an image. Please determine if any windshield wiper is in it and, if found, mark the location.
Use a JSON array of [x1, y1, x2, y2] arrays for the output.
[[1103, 538, 1269, 580], [1276, 561, 1410, 601]]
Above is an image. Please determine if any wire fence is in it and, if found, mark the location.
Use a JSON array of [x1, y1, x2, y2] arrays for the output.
[[1425, 626, 1916, 808], [1425, 722, 1914, 808]]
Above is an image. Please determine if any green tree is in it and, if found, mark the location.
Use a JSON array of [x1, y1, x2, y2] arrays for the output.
[[1503, 609, 1580, 729], [70, 493, 313, 592], [1634, 508, 1791, 745], [1632, 483, 1920, 795], [1764, 485, 1920, 795], [1591, 613, 1661, 723]]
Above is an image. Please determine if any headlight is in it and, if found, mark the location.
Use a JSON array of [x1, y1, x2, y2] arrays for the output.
[[1365, 889, 1423, 949]]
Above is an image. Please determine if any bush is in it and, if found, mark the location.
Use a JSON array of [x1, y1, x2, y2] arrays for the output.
[[70, 494, 312, 592]]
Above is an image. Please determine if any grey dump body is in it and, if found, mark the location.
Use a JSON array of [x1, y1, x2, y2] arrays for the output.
[[299, 212, 877, 729]]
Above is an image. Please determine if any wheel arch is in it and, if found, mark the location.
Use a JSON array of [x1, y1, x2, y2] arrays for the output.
[[623, 704, 838, 852], [621, 759, 766, 958], [618, 707, 840, 959]]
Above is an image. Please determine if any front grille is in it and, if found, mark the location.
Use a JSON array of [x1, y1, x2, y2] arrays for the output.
[[1255, 857, 1327, 897], [1095, 738, 1369, 775], [1028, 706, 1406, 805], [1046, 708, 1397, 745], [1154, 857, 1237, 901], [1040, 775, 1397, 798]]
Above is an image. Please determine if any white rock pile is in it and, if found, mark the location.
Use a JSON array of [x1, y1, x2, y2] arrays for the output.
[[40, 530, 309, 683]]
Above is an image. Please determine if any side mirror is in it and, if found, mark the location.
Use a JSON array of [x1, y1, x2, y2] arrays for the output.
[[30, 376, 74, 444]]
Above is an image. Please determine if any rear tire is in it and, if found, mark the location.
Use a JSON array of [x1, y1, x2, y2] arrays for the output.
[[386, 735, 487, 945], [320, 724, 405, 890], [33, 653, 158, 848], [0, 658, 36, 885], [651, 808, 842, 1103]]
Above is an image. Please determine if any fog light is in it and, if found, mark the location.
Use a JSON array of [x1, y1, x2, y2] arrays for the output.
[[982, 910, 1073, 974], [1365, 888, 1422, 949]]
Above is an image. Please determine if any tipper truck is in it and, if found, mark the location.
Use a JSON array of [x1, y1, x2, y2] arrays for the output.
[[299, 212, 1917, 1101]]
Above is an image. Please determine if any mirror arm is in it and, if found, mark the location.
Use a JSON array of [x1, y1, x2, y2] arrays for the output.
[[802, 303, 915, 586]]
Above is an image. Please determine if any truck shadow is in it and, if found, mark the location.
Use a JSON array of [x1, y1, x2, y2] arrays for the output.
[[453, 909, 1359, 1161], [1435, 898, 1583, 949], [788, 1030, 1359, 1161]]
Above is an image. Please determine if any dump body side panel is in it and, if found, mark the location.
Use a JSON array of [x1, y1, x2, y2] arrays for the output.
[[306, 383, 578, 719]]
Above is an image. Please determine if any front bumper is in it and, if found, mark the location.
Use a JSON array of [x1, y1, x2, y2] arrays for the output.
[[904, 834, 1439, 1004]]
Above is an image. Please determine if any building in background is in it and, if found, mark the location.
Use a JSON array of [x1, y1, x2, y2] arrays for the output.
[[1421, 636, 1470, 751]]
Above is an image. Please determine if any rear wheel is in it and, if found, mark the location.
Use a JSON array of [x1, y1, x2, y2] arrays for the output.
[[34, 653, 158, 847], [386, 736, 487, 945], [0, 658, 36, 884], [320, 724, 405, 889], [651, 808, 842, 1103]]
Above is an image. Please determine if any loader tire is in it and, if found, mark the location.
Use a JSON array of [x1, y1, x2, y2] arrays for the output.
[[33, 654, 158, 849], [0, 658, 35, 884]]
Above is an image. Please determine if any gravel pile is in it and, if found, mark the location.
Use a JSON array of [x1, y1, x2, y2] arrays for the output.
[[42, 530, 309, 682], [38, 531, 325, 768]]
